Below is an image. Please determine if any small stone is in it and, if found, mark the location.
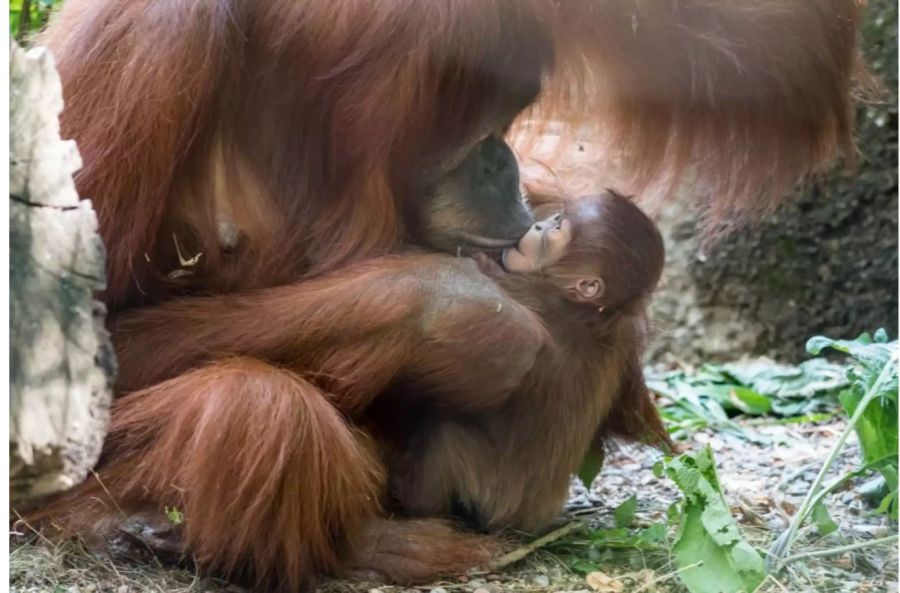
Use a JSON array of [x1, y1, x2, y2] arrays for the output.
[[468, 580, 485, 588], [367, 589, 383, 593], [533, 575, 550, 587], [430, 588, 447, 593], [786, 482, 808, 495], [116, 587, 129, 593], [473, 588, 491, 593]]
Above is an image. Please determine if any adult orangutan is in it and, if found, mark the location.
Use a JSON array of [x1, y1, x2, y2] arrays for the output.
[[31, 0, 866, 590], [44, 191, 670, 587]]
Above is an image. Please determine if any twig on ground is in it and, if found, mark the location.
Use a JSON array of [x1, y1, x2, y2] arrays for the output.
[[488, 522, 583, 571], [780, 534, 899, 565]]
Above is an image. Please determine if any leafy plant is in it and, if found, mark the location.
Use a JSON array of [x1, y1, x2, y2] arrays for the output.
[[549, 501, 669, 576], [656, 447, 765, 593], [809, 329, 900, 519], [648, 357, 849, 441], [10, 0, 61, 41], [555, 522, 669, 575], [768, 330, 899, 567]]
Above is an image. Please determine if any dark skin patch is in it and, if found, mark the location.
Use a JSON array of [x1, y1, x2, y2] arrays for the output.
[[411, 136, 533, 256]]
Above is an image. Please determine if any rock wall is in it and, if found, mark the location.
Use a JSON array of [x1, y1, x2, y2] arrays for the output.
[[648, 0, 898, 364]]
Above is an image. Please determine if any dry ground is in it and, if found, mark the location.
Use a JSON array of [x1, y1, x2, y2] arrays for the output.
[[11, 414, 898, 593]]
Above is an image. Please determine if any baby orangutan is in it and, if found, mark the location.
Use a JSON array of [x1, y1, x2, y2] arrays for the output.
[[386, 190, 671, 531]]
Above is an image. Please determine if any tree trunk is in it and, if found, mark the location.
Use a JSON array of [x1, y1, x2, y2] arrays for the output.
[[10, 41, 115, 504]]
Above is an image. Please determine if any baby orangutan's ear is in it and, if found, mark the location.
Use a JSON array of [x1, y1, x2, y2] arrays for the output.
[[572, 277, 605, 302]]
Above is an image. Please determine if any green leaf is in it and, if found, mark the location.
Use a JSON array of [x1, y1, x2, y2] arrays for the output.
[[663, 447, 765, 593], [10, 9, 21, 34], [667, 501, 681, 524], [811, 502, 838, 536], [722, 357, 848, 402], [613, 495, 637, 528], [652, 460, 665, 479], [585, 524, 668, 551], [578, 446, 605, 488], [649, 354, 849, 443], [567, 559, 601, 575], [728, 386, 772, 415], [811, 330, 898, 518], [639, 522, 668, 545], [875, 491, 898, 520], [839, 388, 898, 466]]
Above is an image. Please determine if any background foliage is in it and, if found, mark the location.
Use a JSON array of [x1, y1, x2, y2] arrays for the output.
[[10, 0, 60, 41]]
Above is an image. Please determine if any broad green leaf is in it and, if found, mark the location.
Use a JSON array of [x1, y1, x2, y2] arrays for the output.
[[663, 447, 765, 593], [727, 386, 772, 415], [722, 358, 848, 401], [811, 502, 838, 536], [648, 354, 849, 443], [839, 388, 897, 466], [613, 495, 637, 528]]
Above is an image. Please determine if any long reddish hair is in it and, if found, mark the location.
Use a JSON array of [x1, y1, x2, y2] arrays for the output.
[[41, 0, 864, 308]]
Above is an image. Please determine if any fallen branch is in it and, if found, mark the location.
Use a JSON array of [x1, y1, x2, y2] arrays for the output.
[[488, 521, 582, 571]]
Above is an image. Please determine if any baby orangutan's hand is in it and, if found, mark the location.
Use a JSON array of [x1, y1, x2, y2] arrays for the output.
[[472, 252, 507, 280]]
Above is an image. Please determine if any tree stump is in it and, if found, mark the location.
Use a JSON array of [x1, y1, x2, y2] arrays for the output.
[[10, 41, 115, 504]]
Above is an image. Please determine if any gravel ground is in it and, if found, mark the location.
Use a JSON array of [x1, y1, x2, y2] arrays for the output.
[[10, 416, 898, 593]]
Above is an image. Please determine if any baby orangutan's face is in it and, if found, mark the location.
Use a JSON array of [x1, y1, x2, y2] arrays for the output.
[[501, 213, 572, 273]]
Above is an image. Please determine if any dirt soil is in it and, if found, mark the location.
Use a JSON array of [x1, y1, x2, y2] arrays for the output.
[[11, 414, 898, 593]]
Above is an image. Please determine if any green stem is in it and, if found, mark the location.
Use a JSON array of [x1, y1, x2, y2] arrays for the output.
[[768, 360, 896, 564], [781, 534, 899, 564]]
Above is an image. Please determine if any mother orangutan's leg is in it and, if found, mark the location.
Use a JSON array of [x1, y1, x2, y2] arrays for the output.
[[39, 358, 382, 590]]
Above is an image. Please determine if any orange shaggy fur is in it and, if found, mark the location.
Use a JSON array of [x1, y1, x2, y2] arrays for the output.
[[30, 0, 866, 590]]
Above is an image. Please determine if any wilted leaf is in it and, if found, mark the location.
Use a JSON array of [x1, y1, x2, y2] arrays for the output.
[[586, 571, 624, 592]]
